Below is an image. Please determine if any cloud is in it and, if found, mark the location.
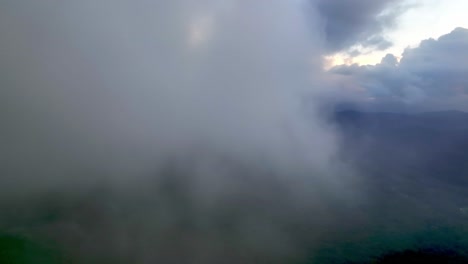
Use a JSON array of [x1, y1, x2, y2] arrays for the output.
[[317, 0, 407, 53], [328, 27, 468, 111], [1, 0, 334, 182], [0, 1, 356, 263]]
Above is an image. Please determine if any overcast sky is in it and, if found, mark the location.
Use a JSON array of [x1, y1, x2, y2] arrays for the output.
[[321, 0, 468, 112], [326, 0, 468, 66]]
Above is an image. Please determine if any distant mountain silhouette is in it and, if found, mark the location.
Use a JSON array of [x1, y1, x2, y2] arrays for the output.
[[335, 110, 468, 186], [316, 110, 468, 263], [374, 248, 468, 264]]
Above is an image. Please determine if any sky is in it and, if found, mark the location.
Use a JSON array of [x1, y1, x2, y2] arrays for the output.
[[322, 0, 468, 112], [327, 0, 468, 66]]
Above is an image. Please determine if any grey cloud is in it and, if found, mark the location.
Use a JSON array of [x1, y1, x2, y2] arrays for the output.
[[0, 1, 355, 263], [362, 35, 393, 50], [347, 36, 394, 58], [317, 0, 405, 53], [329, 27, 468, 111]]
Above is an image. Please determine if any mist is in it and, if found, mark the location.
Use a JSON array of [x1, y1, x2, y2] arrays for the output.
[[1, 1, 360, 263]]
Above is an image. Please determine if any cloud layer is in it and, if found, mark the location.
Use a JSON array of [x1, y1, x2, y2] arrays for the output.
[[0, 1, 356, 263], [329, 27, 468, 112], [317, 0, 405, 53]]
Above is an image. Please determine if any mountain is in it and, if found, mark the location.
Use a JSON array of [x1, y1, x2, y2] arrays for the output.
[[334, 110, 468, 186], [309, 110, 468, 263]]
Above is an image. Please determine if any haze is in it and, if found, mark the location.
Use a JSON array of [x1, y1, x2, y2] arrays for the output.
[[1, 1, 468, 263]]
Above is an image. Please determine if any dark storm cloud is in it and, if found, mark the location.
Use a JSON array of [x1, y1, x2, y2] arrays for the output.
[[317, 0, 405, 53], [329, 27, 468, 111]]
